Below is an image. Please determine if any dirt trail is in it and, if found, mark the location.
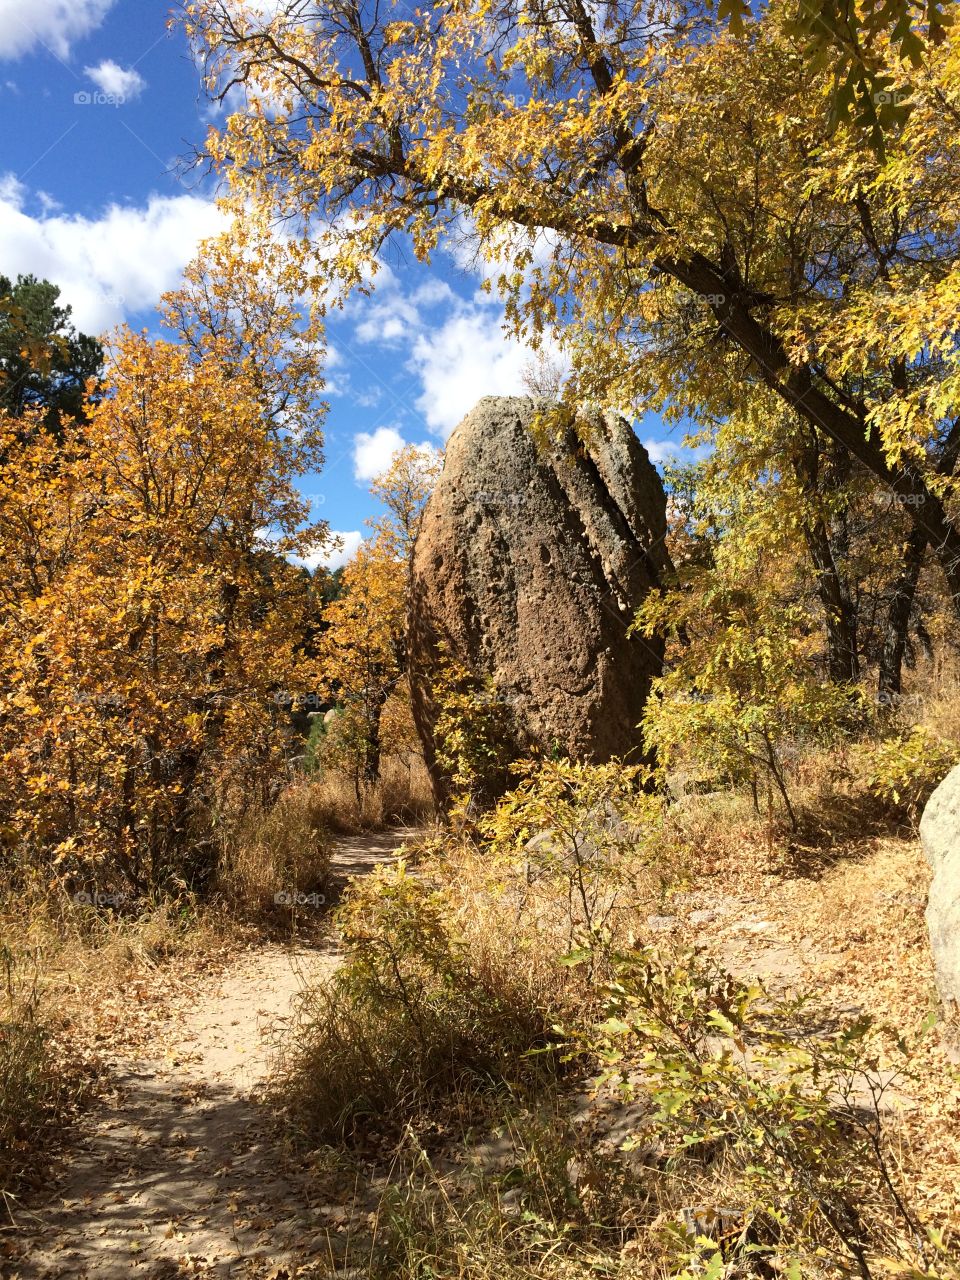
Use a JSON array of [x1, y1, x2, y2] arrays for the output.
[[9, 830, 415, 1280]]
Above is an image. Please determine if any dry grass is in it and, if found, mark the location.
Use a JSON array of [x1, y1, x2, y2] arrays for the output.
[[217, 778, 334, 922], [270, 849, 580, 1144], [904, 651, 960, 744], [273, 739, 960, 1278], [651, 770, 960, 1256], [272, 805, 681, 1148], [364, 1113, 651, 1280], [307, 754, 436, 834], [0, 943, 89, 1214], [702, 835, 960, 1242]]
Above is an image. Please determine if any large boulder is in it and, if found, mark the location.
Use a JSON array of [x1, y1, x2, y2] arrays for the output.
[[921, 765, 960, 1015], [409, 396, 670, 804]]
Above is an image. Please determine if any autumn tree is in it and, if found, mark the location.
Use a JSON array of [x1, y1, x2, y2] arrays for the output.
[[747, 0, 952, 148], [187, 0, 960, 640], [671, 389, 938, 695], [639, 425, 871, 823], [315, 539, 407, 793], [0, 238, 329, 895], [316, 445, 441, 790], [367, 443, 443, 565], [161, 223, 325, 444]]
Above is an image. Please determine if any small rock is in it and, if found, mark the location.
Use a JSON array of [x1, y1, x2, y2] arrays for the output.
[[688, 909, 719, 926]]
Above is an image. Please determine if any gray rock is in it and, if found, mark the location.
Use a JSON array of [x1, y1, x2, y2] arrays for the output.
[[921, 764, 960, 1014], [687, 908, 720, 926], [524, 830, 563, 858], [409, 396, 670, 805]]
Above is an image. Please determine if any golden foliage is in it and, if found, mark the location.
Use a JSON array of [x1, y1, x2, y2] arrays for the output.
[[316, 443, 440, 789], [0, 302, 327, 893]]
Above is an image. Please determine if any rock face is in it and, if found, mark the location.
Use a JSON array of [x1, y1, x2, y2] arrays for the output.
[[921, 765, 960, 1014], [409, 396, 670, 803]]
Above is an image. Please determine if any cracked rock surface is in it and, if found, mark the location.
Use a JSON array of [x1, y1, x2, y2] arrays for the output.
[[409, 396, 669, 799]]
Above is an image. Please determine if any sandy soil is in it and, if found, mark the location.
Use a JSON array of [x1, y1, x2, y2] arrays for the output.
[[8, 831, 414, 1280]]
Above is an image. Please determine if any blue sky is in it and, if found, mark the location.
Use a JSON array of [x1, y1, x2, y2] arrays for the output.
[[0, 0, 688, 568]]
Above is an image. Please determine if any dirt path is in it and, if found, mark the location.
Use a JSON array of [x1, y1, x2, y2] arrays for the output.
[[9, 831, 415, 1280]]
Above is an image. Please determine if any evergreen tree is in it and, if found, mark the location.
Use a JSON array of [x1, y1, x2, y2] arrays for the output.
[[0, 274, 103, 433]]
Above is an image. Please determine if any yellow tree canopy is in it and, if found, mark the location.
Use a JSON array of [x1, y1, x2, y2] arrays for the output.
[[316, 442, 441, 782], [0, 323, 327, 889], [186, 0, 960, 605]]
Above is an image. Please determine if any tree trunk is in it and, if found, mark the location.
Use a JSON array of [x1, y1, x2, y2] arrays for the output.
[[803, 519, 860, 682], [876, 418, 960, 702], [363, 688, 387, 786], [791, 433, 859, 682], [877, 525, 927, 704]]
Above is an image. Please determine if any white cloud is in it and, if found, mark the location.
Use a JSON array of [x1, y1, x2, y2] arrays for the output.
[[643, 438, 675, 467], [235, 0, 290, 18], [641, 436, 709, 468], [410, 306, 563, 438], [0, 171, 24, 205], [411, 278, 456, 307], [353, 426, 406, 481], [295, 530, 363, 572], [445, 216, 559, 294], [84, 58, 145, 101], [352, 426, 439, 482], [353, 293, 420, 346], [0, 0, 117, 60], [0, 177, 225, 332]]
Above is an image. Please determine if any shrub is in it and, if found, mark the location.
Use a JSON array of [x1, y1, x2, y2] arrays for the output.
[[273, 862, 566, 1141], [431, 646, 518, 813], [371, 1112, 644, 1280], [481, 756, 664, 952], [569, 944, 950, 1279], [637, 554, 864, 830], [864, 726, 959, 821], [307, 694, 434, 831], [352, 944, 959, 1280], [303, 713, 328, 774], [275, 759, 676, 1144]]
